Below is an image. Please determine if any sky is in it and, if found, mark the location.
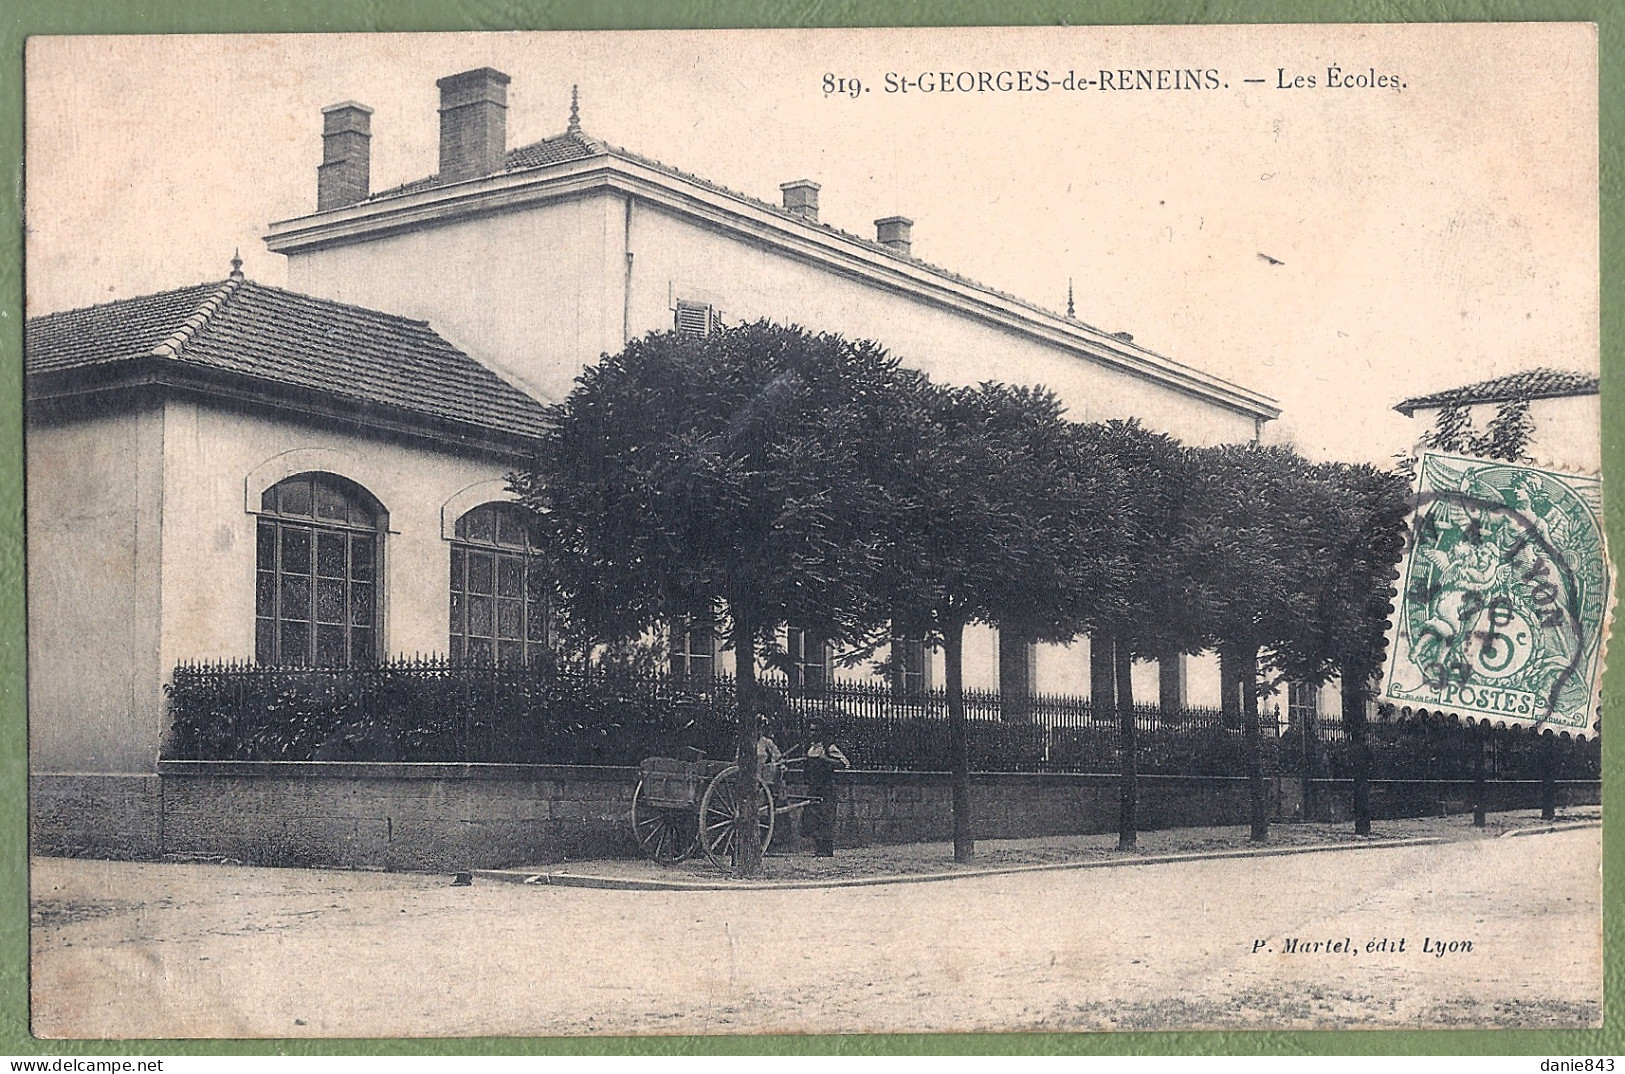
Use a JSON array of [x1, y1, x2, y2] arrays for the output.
[[24, 25, 1599, 465]]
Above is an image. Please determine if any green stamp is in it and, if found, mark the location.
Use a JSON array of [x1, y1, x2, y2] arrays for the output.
[[1380, 451, 1611, 733]]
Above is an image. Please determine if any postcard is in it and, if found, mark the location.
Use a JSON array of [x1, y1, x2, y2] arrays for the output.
[[24, 25, 1602, 1037]]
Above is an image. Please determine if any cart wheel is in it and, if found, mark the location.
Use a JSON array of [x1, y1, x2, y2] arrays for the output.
[[698, 765, 775, 867], [631, 780, 697, 864]]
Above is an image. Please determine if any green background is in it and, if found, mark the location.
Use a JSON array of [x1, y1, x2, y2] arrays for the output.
[[0, 0, 1618, 1058]]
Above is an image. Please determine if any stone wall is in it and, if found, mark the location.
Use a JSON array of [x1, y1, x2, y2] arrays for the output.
[[31, 773, 164, 859], [29, 764, 1601, 873]]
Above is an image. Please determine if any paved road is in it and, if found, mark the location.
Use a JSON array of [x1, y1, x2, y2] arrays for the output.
[[31, 828, 1601, 1038]]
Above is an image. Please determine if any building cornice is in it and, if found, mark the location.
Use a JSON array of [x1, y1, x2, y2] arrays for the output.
[[27, 358, 544, 463], [265, 155, 1281, 423]]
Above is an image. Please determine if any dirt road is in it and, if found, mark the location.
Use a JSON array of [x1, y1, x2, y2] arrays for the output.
[[31, 827, 1600, 1038]]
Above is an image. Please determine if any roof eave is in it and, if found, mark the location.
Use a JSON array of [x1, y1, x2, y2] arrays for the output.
[[1394, 386, 1601, 418], [265, 157, 1281, 424], [27, 358, 549, 458]]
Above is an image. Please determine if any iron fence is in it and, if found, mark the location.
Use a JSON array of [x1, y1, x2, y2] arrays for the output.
[[165, 658, 1598, 780]]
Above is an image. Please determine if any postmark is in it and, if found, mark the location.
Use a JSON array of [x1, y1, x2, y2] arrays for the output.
[[1380, 451, 1610, 733]]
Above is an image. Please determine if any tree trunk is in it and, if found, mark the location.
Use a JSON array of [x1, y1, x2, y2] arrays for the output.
[[1300, 693, 1318, 823], [1541, 729, 1558, 821], [1240, 645, 1268, 842], [1472, 719, 1488, 828], [1340, 660, 1371, 836], [1158, 655, 1185, 728], [1219, 647, 1242, 731], [732, 610, 764, 878], [943, 618, 974, 863], [1090, 633, 1115, 722], [1115, 637, 1137, 850]]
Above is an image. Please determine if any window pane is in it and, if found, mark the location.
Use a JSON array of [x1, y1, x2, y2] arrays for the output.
[[496, 508, 534, 550], [351, 582, 374, 628], [466, 552, 494, 595], [468, 595, 493, 637], [466, 506, 495, 544], [256, 571, 276, 618], [255, 618, 275, 664], [498, 640, 522, 665], [257, 522, 276, 570], [526, 598, 549, 644], [496, 556, 523, 598], [691, 653, 715, 681], [278, 477, 312, 518], [314, 479, 349, 522], [280, 575, 311, 620], [316, 625, 346, 665], [348, 496, 377, 530], [350, 535, 375, 581], [280, 621, 310, 665], [449, 635, 464, 662], [316, 533, 346, 578], [467, 637, 493, 663], [448, 590, 463, 636], [315, 578, 345, 624], [350, 627, 374, 665], [525, 567, 547, 603], [281, 528, 311, 573], [497, 599, 522, 640], [449, 546, 465, 590]]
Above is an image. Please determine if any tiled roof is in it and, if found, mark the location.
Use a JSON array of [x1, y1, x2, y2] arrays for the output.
[[368, 130, 605, 200], [1393, 368, 1600, 417], [26, 277, 552, 443], [506, 129, 604, 169]]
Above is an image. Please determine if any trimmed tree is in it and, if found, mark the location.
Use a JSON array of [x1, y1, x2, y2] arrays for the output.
[[1180, 443, 1333, 842], [1321, 463, 1411, 834], [872, 382, 1124, 863], [1077, 420, 1195, 850], [514, 321, 916, 876]]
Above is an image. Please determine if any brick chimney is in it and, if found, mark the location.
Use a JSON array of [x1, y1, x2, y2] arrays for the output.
[[875, 216, 913, 256], [437, 67, 511, 183], [779, 180, 820, 221], [317, 102, 373, 211]]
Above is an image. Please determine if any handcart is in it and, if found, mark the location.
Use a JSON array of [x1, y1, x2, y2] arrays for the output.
[[631, 751, 821, 866]]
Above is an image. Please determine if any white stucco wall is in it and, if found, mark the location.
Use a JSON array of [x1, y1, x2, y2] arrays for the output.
[[1408, 394, 1600, 474], [622, 201, 1258, 446], [27, 404, 166, 773], [283, 195, 625, 406], [157, 399, 519, 675], [29, 396, 521, 773], [283, 191, 1262, 447]]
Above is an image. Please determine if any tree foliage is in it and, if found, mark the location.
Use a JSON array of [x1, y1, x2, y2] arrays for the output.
[[1420, 400, 1535, 462], [514, 322, 913, 651], [866, 380, 1128, 861], [516, 318, 1422, 855], [514, 321, 918, 875]]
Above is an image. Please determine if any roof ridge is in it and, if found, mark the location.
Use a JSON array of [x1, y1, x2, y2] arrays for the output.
[[149, 277, 242, 360]]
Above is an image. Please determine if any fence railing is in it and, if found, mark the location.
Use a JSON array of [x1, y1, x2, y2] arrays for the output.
[[164, 658, 1599, 780]]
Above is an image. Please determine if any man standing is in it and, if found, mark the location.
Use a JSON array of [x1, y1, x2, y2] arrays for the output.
[[801, 718, 851, 857]]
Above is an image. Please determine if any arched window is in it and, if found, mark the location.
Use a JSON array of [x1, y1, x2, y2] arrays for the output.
[[449, 502, 550, 664], [256, 472, 384, 666]]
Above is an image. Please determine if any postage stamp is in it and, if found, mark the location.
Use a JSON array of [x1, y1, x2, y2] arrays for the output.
[[1380, 450, 1610, 733]]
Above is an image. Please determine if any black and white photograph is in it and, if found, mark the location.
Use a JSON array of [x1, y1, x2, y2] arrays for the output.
[[23, 25, 1605, 1037]]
